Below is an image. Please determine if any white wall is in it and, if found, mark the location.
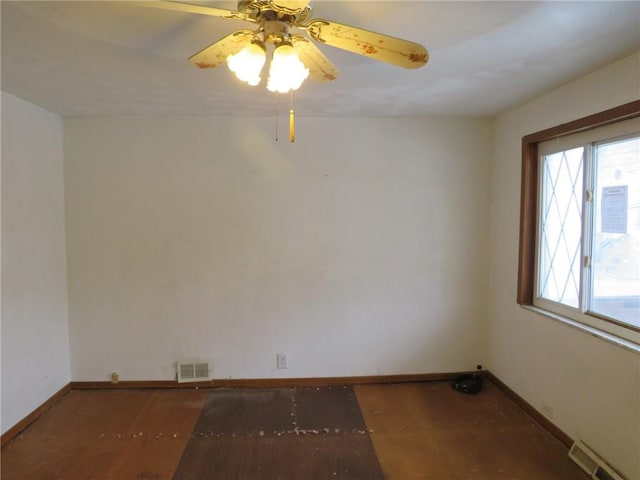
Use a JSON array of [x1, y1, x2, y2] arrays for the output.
[[1, 92, 70, 434], [64, 116, 492, 382], [488, 52, 640, 480]]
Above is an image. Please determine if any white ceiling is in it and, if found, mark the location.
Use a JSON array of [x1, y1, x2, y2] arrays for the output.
[[2, 1, 639, 118]]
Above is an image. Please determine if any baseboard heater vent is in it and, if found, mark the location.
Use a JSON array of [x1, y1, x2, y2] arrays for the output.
[[176, 360, 212, 383], [569, 440, 626, 480]]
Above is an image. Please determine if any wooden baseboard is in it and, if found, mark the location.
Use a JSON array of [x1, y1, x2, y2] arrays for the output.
[[486, 372, 573, 448], [1, 383, 72, 448], [71, 371, 464, 390]]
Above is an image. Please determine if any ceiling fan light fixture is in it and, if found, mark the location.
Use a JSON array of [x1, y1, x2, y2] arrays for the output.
[[266, 42, 309, 93], [227, 40, 266, 86]]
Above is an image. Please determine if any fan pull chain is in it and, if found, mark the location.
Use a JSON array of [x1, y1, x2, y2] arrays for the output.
[[274, 91, 279, 142], [289, 89, 295, 143]]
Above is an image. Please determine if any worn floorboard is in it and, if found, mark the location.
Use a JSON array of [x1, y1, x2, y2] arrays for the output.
[[1, 389, 208, 480], [1, 381, 588, 480], [354, 382, 587, 480]]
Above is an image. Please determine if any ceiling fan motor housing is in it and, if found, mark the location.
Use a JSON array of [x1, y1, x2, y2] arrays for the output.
[[238, 0, 312, 23], [264, 20, 292, 44]]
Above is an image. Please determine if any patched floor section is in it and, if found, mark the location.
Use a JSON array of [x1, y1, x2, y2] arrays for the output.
[[172, 386, 384, 479]]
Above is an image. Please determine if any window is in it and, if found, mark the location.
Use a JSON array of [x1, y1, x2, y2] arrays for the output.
[[518, 101, 640, 348]]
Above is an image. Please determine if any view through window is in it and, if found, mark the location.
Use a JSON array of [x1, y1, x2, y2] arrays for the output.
[[591, 137, 640, 326]]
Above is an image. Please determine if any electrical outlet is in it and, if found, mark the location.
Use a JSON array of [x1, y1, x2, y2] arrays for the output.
[[111, 372, 119, 384], [276, 353, 288, 369]]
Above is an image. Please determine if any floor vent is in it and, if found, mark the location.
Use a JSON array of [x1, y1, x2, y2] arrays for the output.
[[569, 441, 625, 480], [176, 360, 212, 383]]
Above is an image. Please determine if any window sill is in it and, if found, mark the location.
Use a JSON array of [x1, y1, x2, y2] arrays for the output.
[[521, 305, 640, 354]]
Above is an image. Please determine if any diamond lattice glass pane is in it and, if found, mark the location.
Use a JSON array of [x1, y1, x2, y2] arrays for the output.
[[539, 147, 584, 308], [590, 136, 640, 327]]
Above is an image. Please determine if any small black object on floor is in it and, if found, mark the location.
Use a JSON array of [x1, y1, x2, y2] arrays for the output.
[[452, 365, 484, 395]]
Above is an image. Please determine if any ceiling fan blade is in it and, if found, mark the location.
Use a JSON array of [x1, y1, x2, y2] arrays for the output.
[[188, 30, 255, 69], [304, 19, 428, 69], [291, 35, 339, 82], [136, 1, 249, 21]]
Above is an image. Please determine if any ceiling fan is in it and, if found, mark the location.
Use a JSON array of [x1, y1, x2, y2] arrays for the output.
[[138, 0, 428, 141], [141, 0, 429, 86]]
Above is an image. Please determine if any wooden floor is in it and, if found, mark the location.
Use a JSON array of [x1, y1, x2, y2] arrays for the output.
[[1, 381, 588, 479]]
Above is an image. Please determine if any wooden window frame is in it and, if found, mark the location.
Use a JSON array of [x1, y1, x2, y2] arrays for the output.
[[517, 99, 640, 308]]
